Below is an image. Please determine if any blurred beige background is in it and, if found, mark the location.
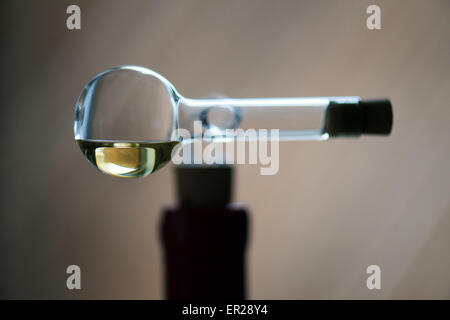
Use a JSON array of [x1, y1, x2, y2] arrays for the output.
[[1, 0, 449, 299]]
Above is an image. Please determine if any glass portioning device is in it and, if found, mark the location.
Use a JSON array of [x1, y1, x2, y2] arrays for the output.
[[74, 65, 392, 178]]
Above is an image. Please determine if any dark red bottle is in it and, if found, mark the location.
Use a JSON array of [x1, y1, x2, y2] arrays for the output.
[[160, 165, 248, 299]]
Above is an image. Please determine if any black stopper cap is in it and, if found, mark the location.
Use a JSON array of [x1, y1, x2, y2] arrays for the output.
[[360, 99, 393, 135], [324, 99, 393, 137]]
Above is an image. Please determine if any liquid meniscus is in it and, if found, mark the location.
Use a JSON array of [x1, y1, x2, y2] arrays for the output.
[[77, 139, 179, 178]]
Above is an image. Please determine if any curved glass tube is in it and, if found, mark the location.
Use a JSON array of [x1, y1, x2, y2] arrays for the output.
[[177, 96, 361, 142], [73, 65, 392, 177]]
